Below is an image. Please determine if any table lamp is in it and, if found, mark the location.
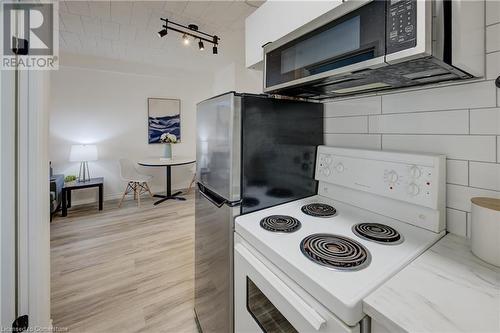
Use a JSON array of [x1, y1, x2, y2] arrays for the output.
[[69, 144, 97, 182]]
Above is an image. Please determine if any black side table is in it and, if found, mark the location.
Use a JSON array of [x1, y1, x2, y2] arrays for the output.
[[62, 177, 104, 217]]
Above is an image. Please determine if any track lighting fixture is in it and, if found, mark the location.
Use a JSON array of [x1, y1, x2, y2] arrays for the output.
[[212, 35, 219, 54], [158, 18, 220, 54], [157, 29, 168, 38]]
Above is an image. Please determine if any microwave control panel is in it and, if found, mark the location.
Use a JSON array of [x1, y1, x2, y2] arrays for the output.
[[387, 0, 417, 54]]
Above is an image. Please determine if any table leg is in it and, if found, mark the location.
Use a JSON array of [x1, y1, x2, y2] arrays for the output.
[[99, 184, 103, 210], [62, 189, 67, 217], [153, 165, 187, 205], [67, 189, 72, 208], [166, 166, 172, 196]]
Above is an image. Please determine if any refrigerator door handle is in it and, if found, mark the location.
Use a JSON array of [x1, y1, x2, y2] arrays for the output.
[[197, 183, 225, 208], [197, 182, 242, 208], [225, 199, 242, 207]]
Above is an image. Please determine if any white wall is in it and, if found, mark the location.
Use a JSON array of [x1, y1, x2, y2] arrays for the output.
[[49, 58, 213, 204], [323, 2, 500, 238], [212, 29, 263, 95], [212, 60, 262, 96]]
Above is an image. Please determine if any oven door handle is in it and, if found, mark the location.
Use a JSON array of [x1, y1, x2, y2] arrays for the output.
[[235, 243, 327, 331]]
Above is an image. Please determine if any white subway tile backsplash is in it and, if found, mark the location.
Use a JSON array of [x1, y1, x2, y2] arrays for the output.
[[447, 159, 469, 186], [446, 208, 468, 237], [324, 116, 367, 134], [369, 110, 468, 134], [324, 134, 381, 149], [486, 23, 500, 53], [324, 96, 381, 117], [447, 184, 500, 212], [381, 81, 496, 114], [486, 52, 500, 80], [470, 108, 500, 135], [382, 135, 497, 162], [469, 162, 500, 191], [486, 0, 500, 25]]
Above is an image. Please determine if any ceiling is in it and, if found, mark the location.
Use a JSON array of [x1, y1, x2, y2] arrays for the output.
[[58, 1, 265, 71]]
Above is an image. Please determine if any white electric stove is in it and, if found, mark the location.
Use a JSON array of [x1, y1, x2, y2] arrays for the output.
[[234, 146, 446, 333]]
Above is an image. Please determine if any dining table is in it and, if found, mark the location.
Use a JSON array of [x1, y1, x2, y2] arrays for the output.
[[137, 157, 196, 206]]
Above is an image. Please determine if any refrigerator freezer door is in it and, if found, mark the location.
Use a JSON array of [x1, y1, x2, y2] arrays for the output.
[[241, 96, 323, 214], [196, 93, 241, 202], [194, 186, 238, 333]]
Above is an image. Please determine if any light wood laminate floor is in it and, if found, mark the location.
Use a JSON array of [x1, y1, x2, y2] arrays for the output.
[[50, 193, 196, 333]]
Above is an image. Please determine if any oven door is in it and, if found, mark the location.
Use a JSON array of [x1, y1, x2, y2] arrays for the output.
[[264, 0, 387, 93], [234, 235, 359, 333]]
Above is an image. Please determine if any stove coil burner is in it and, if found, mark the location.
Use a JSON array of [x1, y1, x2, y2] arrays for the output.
[[352, 223, 403, 245], [260, 215, 301, 233], [301, 203, 336, 217], [300, 233, 371, 271]]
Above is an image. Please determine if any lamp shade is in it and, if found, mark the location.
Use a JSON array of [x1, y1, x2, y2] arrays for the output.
[[69, 145, 98, 162]]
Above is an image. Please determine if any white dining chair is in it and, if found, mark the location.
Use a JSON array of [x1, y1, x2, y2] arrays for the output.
[[118, 158, 153, 208]]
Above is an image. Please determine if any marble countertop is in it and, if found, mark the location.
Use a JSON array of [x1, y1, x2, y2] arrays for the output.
[[363, 234, 500, 333]]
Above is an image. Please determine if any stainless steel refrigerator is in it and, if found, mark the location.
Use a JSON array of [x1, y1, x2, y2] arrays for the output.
[[194, 92, 323, 333]]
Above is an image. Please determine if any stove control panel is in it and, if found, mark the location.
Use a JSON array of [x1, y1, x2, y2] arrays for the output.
[[316, 147, 445, 210]]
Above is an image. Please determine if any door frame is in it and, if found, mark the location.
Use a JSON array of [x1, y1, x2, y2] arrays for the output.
[[1, 1, 52, 330], [0, 40, 51, 333], [1, 53, 17, 331], [23, 69, 52, 329]]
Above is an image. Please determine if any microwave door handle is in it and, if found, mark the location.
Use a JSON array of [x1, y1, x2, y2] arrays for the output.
[[197, 183, 225, 208], [235, 243, 327, 331]]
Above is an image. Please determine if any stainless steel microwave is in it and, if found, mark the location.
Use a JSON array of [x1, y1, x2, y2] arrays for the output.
[[263, 0, 484, 100]]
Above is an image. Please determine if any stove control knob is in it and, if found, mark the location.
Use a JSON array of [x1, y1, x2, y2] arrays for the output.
[[324, 156, 332, 165], [409, 165, 422, 178], [323, 168, 331, 176], [335, 163, 345, 173], [387, 170, 399, 183], [407, 183, 420, 196]]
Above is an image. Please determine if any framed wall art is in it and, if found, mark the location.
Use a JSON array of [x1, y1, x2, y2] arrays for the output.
[[147, 98, 181, 144]]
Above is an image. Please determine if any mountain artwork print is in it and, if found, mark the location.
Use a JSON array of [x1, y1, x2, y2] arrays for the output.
[[148, 98, 181, 144]]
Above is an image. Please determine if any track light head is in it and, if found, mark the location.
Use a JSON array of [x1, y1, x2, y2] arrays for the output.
[[198, 40, 204, 51], [212, 45, 218, 54], [182, 34, 190, 45], [158, 29, 168, 38]]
